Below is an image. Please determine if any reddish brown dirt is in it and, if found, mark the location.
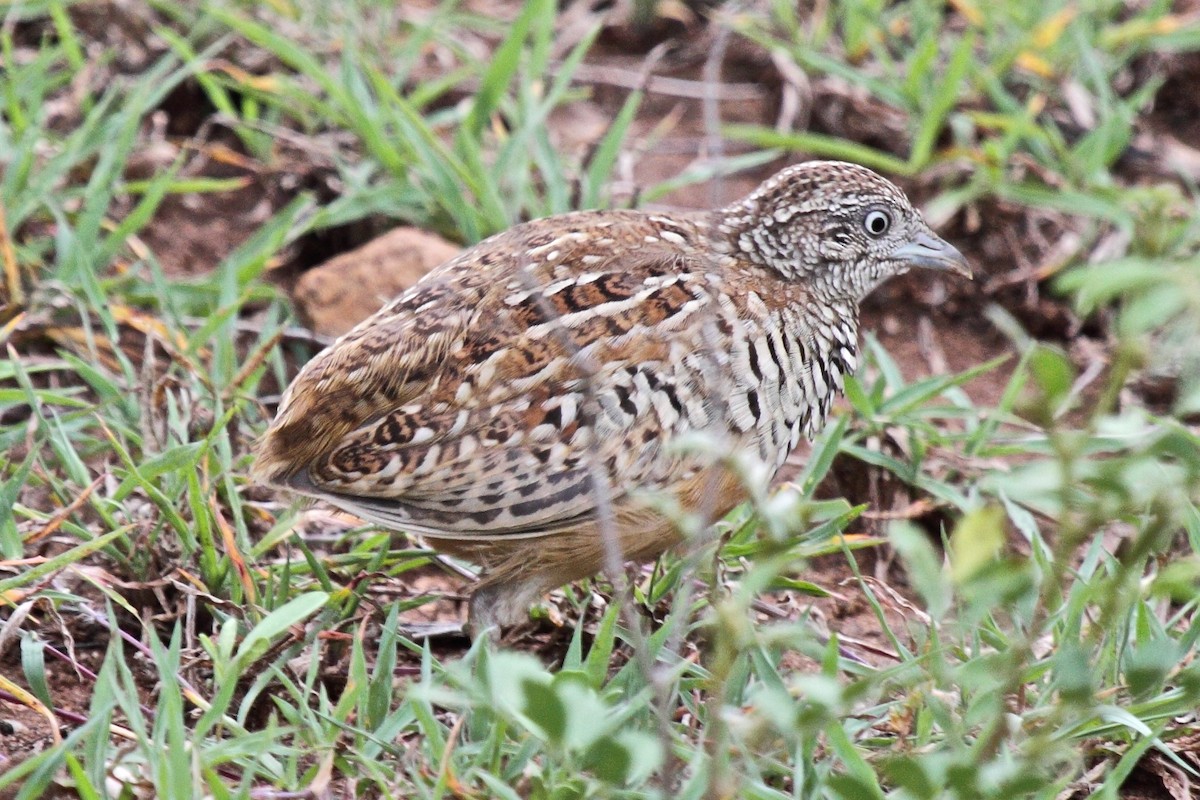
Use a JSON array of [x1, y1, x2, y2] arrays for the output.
[[135, 173, 277, 278], [0, 647, 110, 769]]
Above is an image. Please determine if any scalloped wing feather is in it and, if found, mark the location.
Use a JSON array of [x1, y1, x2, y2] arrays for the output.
[[261, 212, 741, 539]]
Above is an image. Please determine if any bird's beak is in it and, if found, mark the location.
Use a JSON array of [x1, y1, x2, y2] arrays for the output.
[[894, 232, 973, 279]]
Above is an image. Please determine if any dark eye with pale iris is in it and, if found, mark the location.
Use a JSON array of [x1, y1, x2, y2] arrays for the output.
[[864, 210, 891, 237]]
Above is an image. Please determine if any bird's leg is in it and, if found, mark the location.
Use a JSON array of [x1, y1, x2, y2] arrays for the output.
[[466, 576, 546, 641]]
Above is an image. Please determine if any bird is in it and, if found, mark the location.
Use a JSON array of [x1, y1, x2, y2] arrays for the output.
[[252, 160, 971, 634]]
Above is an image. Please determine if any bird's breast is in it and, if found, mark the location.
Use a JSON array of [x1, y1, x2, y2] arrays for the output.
[[724, 306, 859, 473]]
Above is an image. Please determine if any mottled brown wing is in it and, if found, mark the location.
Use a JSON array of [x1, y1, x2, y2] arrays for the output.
[[282, 227, 734, 540], [251, 271, 481, 490]]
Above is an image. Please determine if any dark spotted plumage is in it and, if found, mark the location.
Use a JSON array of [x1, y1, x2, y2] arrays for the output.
[[253, 161, 971, 632]]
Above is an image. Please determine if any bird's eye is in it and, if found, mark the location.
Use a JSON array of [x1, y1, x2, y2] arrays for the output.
[[864, 210, 891, 237]]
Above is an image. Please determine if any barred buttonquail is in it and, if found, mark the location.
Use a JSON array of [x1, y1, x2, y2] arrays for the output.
[[253, 161, 971, 632]]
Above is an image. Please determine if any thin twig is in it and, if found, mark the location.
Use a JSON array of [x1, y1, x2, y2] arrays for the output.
[[702, 10, 736, 208], [513, 243, 682, 781], [508, 38, 685, 761], [569, 62, 767, 102]]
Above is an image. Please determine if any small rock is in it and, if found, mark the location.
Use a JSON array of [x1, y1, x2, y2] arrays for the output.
[[293, 227, 460, 337]]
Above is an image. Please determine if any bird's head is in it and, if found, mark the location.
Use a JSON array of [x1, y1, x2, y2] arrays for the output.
[[718, 161, 971, 301]]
